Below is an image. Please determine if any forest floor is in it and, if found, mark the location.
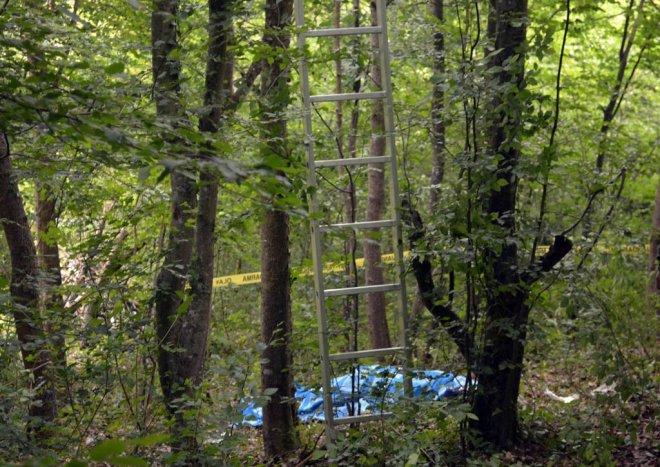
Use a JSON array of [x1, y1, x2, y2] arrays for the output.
[[509, 359, 659, 467], [233, 357, 658, 466]]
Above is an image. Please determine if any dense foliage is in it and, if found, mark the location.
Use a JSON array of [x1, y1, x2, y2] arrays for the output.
[[0, 0, 658, 464]]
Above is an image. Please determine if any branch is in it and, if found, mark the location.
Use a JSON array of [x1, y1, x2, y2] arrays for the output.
[[577, 167, 627, 270], [560, 186, 605, 236], [560, 168, 625, 237], [612, 40, 648, 120], [531, 0, 570, 263], [226, 59, 264, 113], [401, 199, 470, 359], [522, 234, 573, 284], [0, 0, 9, 16]]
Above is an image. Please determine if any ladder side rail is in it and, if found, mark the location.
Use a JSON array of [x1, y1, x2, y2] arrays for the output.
[[293, 0, 337, 440], [376, 0, 413, 397]]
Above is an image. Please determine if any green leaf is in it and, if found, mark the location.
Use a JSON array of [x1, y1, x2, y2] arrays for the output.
[[107, 456, 148, 467], [405, 453, 419, 466], [89, 439, 126, 461], [130, 433, 171, 447], [104, 62, 125, 74], [310, 450, 326, 461]]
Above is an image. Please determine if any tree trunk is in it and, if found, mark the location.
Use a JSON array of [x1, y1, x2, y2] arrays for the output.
[[472, 0, 528, 449], [152, 0, 198, 422], [586, 1, 646, 234], [180, 0, 232, 400], [649, 177, 660, 313], [412, 0, 446, 364], [152, 0, 233, 457], [596, 0, 646, 172], [25, 0, 67, 373], [337, 0, 361, 352], [429, 0, 445, 207], [36, 183, 67, 370], [259, 0, 298, 458], [0, 133, 58, 436], [364, 0, 392, 350]]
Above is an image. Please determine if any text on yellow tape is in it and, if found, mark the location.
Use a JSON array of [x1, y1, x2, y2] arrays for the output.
[[213, 251, 409, 288]]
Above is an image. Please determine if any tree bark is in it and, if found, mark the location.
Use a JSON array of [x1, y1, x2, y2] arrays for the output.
[[364, 0, 392, 350], [649, 178, 660, 313], [337, 0, 361, 352], [259, 0, 298, 458], [411, 0, 446, 363], [24, 0, 67, 374], [152, 0, 198, 422], [429, 0, 445, 207], [180, 0, 233, 400], [36, 183, 67, 370], [152, 0, 233, 456], [472, 0, 528, 449], [0, 133, 58, 436]]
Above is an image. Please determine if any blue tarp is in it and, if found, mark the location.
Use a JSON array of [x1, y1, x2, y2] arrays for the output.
[[242, 365, 465, 427]]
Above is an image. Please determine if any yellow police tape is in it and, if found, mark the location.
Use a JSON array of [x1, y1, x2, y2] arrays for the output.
[[212, 244, 647, 288], [213, 251, 409, 288]]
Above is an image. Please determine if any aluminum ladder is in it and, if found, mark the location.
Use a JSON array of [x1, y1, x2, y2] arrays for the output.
[[294, 0, 411, 442]]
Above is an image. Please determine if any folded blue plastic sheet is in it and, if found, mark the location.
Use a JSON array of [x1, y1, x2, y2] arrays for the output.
[[241, 365, 466, 427]]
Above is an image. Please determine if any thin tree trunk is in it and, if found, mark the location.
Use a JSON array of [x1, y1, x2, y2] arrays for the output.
[[583, 1, 646, 235], [412, 0, 446, 364], [0, 133, 58, 436], [649, 178, 660, 313], [364, 0, 391, 350], [337, 0, 361, 352], [182, 0, 232, 394], [596, 0, 646, 172], [259, 0, 298, 458], [472, 0, 528, 449], [36, 183, 67, 369], [25, 0, 67, 373], [429, 0, 445, 207]]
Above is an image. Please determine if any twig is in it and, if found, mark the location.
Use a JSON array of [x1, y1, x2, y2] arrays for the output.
[[560, 185, 608, 237], [577, 168, 627, 270], [612, 40, 648, 120], [531, 0, 570, 263], [0, 0, 10, 16]]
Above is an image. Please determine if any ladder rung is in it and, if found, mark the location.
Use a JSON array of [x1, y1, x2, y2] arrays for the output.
[[329, 346, 406, 361], [333, 412, 393, 426], [310, 91, 386, 103], [315, 155, 391, 168], [320, 220, 396, 231], [324, 283, 400, 297], [303, 26, 383, 38]]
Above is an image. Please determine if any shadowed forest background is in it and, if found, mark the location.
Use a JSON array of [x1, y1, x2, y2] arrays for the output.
[[0, 0, 658, 465]]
